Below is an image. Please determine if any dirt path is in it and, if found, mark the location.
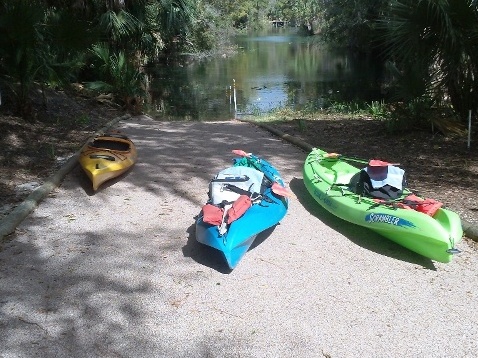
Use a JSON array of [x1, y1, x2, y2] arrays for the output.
[[1, 116, 477, 357]]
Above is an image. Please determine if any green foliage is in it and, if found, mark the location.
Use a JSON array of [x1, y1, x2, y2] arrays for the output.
[[86, 44, 146, 111], [98, 9, 141, 49], [366, 100, 388, 118], [0, 0, 48, 115], [206, 0, 272, 30], [272, 0, 322, 31], [316, 0, 390, 51], [380, 0, 478, 122], [155, 0, 198, 54], [246, 103, 265, 116], [0, 0, 94, 118], [382, 97, 433, 133], [3, 0, 473, 131], [326, 100, 363, 114]]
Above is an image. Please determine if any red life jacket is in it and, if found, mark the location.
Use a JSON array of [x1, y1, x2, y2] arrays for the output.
[[202, 194, 253, 226], [202, 204, 224, 226], [225, 195, 252, 224]]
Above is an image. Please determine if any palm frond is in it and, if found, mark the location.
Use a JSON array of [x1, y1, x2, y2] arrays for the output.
[[379, 0, 478, 119], [99, 9, 141, 41]]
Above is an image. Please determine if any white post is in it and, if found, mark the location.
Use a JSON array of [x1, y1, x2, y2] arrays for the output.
[[233, 79, 237, 119], [468, 110, 472, 149]]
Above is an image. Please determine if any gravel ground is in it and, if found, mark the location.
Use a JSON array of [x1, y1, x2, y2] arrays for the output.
[[1, 116, 477, 357]]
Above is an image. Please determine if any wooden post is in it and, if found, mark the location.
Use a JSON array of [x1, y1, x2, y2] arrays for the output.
[[468, 110, 472, 149], [233, 79, 237, 119]]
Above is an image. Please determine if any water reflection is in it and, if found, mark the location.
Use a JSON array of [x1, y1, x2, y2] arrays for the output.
[[145, 28, 381, 121]]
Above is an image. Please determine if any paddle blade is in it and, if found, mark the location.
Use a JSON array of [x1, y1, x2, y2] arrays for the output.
[[368, 159, 400, 167], [271, 182, 292, 197], [368, 159, 390, 167], [232, 149, 251, 157]]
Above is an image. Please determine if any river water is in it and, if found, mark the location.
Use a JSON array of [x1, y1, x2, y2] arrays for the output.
[[145, 28, 381, 121]]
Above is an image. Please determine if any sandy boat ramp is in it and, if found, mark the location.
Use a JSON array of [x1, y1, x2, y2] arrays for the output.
[[1, 115, 477, 357]]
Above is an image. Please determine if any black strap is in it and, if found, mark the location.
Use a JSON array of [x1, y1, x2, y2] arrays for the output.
[[89, 154, 115, 161], [224, 184, 273, 203], [212, 175, 250, 183], [224, 183, 254, 196]]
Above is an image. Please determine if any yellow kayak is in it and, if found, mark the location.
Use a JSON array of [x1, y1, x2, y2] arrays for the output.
[[79, 132, 137, 191]]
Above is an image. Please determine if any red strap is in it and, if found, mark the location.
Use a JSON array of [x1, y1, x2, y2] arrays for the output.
[[373, 194, 443, 217]]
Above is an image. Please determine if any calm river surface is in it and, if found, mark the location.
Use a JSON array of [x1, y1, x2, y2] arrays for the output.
[[145, 28, 380, 121]]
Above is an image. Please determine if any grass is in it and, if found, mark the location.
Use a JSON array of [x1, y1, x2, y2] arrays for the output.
[[240, 99, 385, 124], [238, 99, 448, 135]]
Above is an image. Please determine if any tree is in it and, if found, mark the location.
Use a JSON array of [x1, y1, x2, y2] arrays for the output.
[[380, 0, 478, 121], [0, 0, 91, 118], [87, 43, 146, 112], [317, 0, 390, 51]]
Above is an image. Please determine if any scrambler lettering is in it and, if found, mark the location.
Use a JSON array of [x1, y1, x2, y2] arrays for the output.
[[365, 213, 415, 228], [366, 213, 400, 225]]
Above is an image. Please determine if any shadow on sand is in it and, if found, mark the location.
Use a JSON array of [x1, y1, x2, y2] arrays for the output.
[[289, 177, 437, 270], [74, 165, 136, 195], [182, 218, 277, 274]]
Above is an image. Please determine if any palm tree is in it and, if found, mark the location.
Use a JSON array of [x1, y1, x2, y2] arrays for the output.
[[0, 0, 48, 116], [87, 43, 146, 112], [381, 0, 478, 122], [0, 0, 98, 117], [0, 0, 212, 117], [156, 0, 197, 57]]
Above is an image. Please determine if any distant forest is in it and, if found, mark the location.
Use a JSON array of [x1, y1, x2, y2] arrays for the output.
[[1, 0, 477, 123]]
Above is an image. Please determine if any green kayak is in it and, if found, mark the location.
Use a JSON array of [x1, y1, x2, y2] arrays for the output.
[[303, 147, 463, 263]]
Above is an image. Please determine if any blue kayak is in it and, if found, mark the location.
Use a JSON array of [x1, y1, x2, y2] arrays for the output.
[[196, 151, 289, 269]]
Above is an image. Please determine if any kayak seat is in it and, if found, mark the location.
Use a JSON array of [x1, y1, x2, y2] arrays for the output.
[[347, 172, 362, 193], [90, 139, 130, 151], [336, 172, 358, 187], [104, 132, 128, 139], [360, 167, 406, 200], [323, 169, 357, 187]]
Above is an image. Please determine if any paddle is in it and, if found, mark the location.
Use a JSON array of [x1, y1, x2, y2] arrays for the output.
[[232, 149, 251, 158], [323, 152, 399, 166], [232, 149, 293, 198]]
